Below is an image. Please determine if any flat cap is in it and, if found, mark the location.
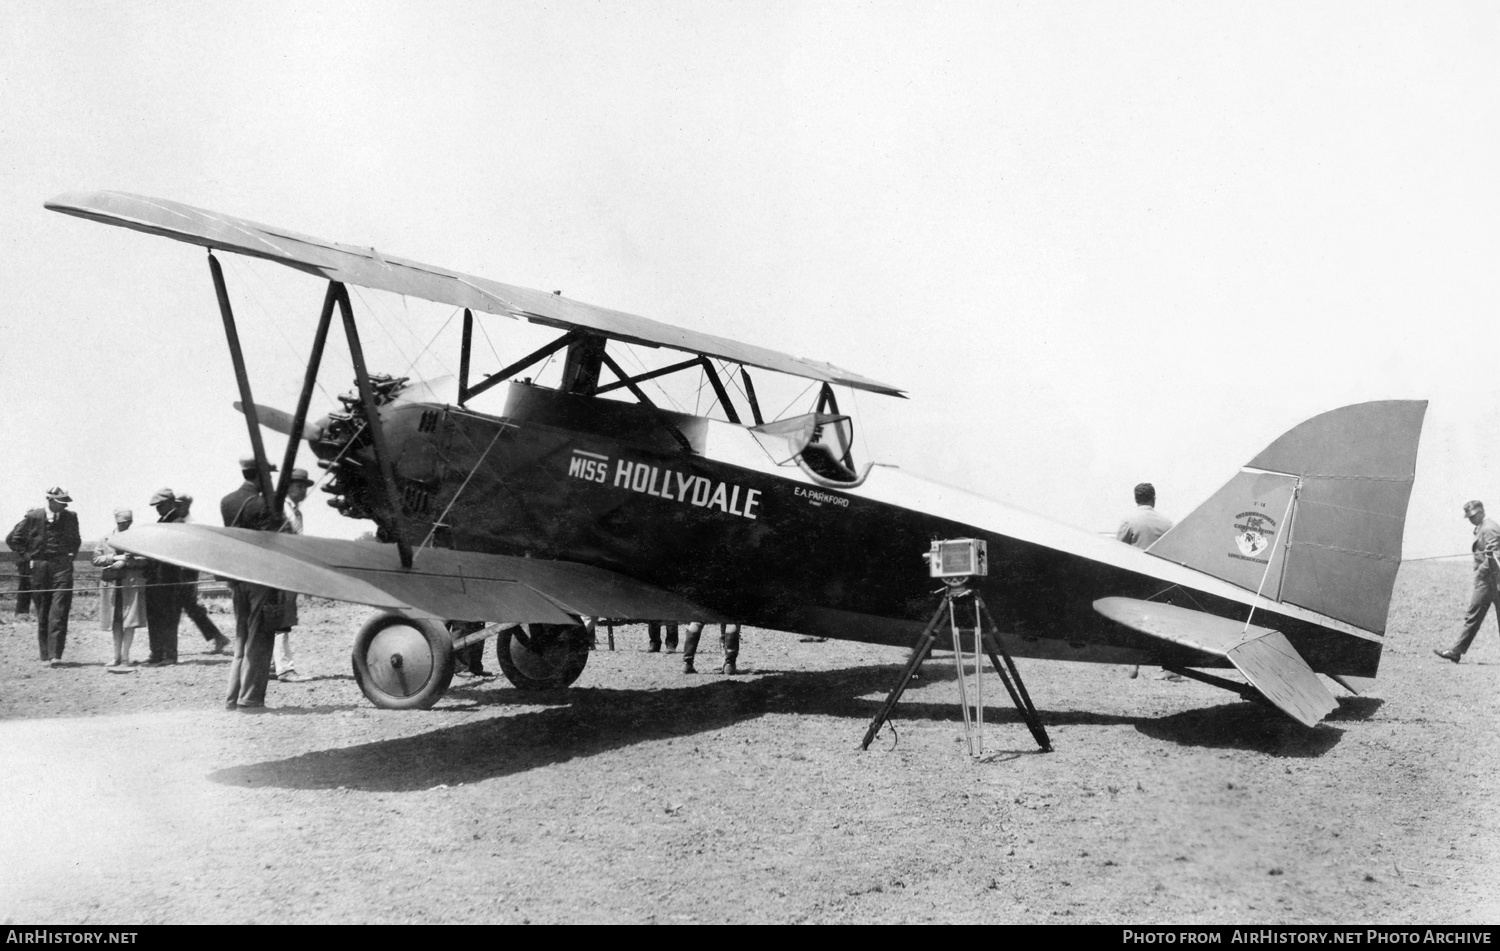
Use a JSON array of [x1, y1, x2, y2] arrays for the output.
[[1464, 500, 1485, 517], [148, 487, 175, 506], [113, 508, 133, 521]]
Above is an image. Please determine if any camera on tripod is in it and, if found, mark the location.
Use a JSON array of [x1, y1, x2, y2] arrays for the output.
[[927, 538, 987, 579]]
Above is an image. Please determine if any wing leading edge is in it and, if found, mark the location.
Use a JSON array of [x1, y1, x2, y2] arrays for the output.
[[110, 523, 725, 626], [44, 190, 904, 397]]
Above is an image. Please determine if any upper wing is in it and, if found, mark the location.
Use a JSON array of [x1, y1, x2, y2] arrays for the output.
[[44, 191, 904, 398], [112, 523, 726, 625]]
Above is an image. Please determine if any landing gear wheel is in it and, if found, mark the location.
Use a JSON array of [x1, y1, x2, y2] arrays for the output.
[[495, 622, 591, 690], [351, 611, 455, 709]]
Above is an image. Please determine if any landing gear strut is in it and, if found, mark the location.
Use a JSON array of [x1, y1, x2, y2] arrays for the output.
[[495, 623, 591, 690]]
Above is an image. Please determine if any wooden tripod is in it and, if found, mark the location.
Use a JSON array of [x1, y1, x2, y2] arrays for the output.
[[861, 580, 1051, 754]]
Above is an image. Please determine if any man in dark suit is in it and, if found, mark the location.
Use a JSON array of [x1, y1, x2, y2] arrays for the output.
[[142, 487, 186, 666], [8, 487, 81, 665], [169, 493, 230, 654], [221, 457, 284, 710], [142, 488, 230, 664]]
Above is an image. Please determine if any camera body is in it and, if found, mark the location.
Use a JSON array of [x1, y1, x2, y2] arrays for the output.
[[928, 538, 987, 579]]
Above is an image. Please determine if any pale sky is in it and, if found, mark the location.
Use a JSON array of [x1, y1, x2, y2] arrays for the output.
[[2, 1, 1497, 559]]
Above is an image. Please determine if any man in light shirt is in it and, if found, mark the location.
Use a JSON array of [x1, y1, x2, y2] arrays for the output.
[[1435, 499, 1500, 664], [1116, 482, 1174, 550], [1117, 482, 1174, 680]]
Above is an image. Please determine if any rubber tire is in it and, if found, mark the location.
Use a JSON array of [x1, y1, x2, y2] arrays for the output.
[[495, 622, 591, 690], [351, 611, 455, 710]]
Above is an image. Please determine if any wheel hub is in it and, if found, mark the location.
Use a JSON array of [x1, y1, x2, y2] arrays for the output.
[[365, 624, 433, 698]]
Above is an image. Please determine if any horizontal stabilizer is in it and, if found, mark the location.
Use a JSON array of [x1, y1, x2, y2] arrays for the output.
[[109, 523, 725, 625], [1094, 596, 1280, 656], [1094, 597, 1337, 727]]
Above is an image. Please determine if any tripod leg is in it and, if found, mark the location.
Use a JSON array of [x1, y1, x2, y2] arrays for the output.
[[980, 636, 1051, 752], [975, 598, 1052, 752], [861, 595, 950, 750], [971, 599, 984, 754], [948, 598, 975, 756]]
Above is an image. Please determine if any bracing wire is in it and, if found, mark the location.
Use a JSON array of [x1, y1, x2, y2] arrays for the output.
[[849, 385, 873, 462], [398, 306, 460, 382], [1242, 485, 1300, 634], [420, 420, 510, 550], [220, 257, 335, 404], [535, 349, 559, 383], [472, 313, 506, 375], [724, 360, 750, 402], [348, 285, 423, 378], [772, 380, 817, 422], [613, 343, 686, 412]]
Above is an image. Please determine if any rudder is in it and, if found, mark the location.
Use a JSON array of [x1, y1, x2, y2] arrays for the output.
[[1148, 400, 1427, 635]]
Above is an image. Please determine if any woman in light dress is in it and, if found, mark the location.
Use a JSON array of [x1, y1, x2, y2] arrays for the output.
[[93, 508, 148, 671]]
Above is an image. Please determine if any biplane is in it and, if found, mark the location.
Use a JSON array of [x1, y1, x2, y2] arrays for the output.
[[45, 191, 1424, 734]]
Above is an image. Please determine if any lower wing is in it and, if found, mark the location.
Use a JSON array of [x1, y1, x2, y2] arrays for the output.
[[111, 523, 724, 625]]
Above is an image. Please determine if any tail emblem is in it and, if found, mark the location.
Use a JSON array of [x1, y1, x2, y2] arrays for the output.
[[1233, 512, 1277, 559]]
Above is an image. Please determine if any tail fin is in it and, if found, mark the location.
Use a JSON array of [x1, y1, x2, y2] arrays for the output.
[[1148, 400, 1427, 634]]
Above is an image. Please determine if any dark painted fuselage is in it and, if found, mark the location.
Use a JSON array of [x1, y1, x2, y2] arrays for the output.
[[318, 383, 1381, 679]]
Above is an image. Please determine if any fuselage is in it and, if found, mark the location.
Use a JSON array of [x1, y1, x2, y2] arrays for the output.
[[314, 381, 1381, 679]]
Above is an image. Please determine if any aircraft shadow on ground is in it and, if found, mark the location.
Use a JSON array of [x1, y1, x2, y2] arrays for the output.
[[1133, 702, 1346, 756], [1132, 694, 1380, 756], [209, 661, 1349, 791]]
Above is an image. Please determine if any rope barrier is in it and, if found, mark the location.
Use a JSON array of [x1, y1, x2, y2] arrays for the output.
[[0, 578, 231, 598]]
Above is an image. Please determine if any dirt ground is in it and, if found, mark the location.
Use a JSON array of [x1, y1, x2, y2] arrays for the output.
[[0, 560, 1496, 924]]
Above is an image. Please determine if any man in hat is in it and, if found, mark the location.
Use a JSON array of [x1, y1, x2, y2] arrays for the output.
[[221, 456, 285, 710], [170, 493, 230, 654], [1435, 500, 1500, 663], [143, 488, 230, 662], [94, 508, 148, 670], [7, 488, 81, 665], [142, 487, 188, 666], [271, 468, 315, 683]]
